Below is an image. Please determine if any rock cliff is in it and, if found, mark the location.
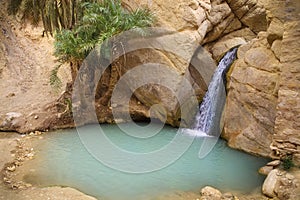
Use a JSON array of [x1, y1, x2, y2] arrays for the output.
[[0, 0, 299, 166], [222, 0, 300, 165]]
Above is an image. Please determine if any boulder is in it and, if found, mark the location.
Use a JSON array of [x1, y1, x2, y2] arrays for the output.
[[226, 0, 268, 33], [262, 169, 299, 199], [259, 165, 274, 176], [266, 160, 281, 167], [262, 169, 281, 197], [200, 186, 222, 200], [209, 37, 247, 61]]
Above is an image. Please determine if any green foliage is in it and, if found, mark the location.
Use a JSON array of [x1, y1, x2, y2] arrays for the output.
[[7, 0, 92, 35], [54, 0, 154, 63], [50, 64, 63, 91], [282, 155, 295, 170], [65, 97, 72, 112]]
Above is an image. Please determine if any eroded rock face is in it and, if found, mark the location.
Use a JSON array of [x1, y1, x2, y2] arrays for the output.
[[223, 0, 300, 165], [110, 0, 264, 127], [262, 169, 299, 199], [271, 0, 300, 166], [223, 32, 280, 157], [0, 0, 299, 168]]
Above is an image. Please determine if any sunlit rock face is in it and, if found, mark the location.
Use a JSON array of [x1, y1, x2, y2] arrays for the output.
[[223, 0, 300, 165], [271, 0, 300, 166], [222, 33, 280, 157], [115, 0, 259, 127]]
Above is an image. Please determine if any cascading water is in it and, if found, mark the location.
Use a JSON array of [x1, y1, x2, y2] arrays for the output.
[[188, 47, 238, 137]]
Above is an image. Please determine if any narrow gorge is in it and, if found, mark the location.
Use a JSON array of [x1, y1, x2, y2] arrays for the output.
[[0, 0, 299, 199]]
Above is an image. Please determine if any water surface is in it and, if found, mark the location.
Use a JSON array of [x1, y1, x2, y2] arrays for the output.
[[26, 123, 269, 200]]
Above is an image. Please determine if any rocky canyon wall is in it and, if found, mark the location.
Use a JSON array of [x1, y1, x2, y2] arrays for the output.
[[0, 0, 299, 164], [223, 0, 300, 165]]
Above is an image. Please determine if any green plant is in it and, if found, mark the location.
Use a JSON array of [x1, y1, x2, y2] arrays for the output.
[[50, 64, 62, 91], [282, 155, 295, 170], [54, 0, 154, 64], [7, 0, 92, 35]]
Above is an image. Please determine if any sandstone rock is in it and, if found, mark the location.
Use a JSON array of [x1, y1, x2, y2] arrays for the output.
[[262, 169, 281, 197], [0, 112, 23, 130], [267, 19, 284, 45], [266, 160, 281, 167], [271, 39, 282, 59], [222, 192, 238, 200], [122, 0, 206, 31], [210, 37, 246, 61], [107, 30, 217, 127], [223, 33, 279, 157], [259, 165, 273, 176], [200, 186, 222, 200], [262, 168, 299, 199], [216, 28, 256, 43], [272, 0, 300, 166], [203, 13, 242, 43], [226, 0, 268, 33]]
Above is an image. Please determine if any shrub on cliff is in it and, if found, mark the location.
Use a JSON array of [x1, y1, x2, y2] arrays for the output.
[[282, 155, 295, 170]]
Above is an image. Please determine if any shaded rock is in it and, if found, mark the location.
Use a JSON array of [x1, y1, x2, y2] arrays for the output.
[[226, 0, 268, 33], [271, 39, 282, 59], [210, 37, 246, 61], [267, 19, 284, 45]]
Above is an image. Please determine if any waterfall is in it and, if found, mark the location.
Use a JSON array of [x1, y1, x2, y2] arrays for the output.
[[184, 47, 238, 137]]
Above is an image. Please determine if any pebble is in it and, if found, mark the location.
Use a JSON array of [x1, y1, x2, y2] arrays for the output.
[[7, 165, 16, 172]]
